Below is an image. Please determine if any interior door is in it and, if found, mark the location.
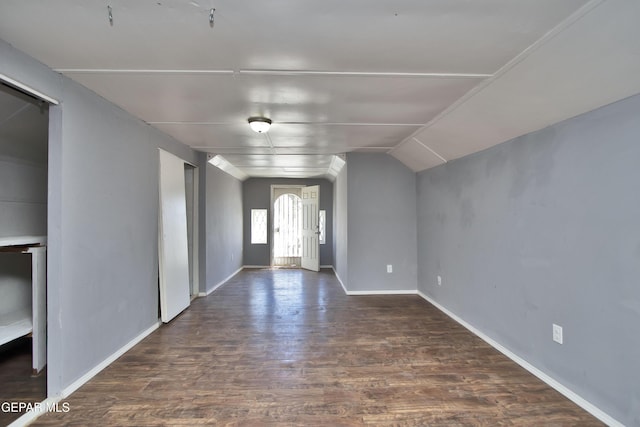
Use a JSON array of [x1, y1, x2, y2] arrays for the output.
[[301, 185, 320, 272], [158, 149, 191, 323]]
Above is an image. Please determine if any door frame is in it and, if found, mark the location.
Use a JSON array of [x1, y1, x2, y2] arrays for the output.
[[158, 149, 191, 323], [270, 185, 304, 267], [183, 163, 199, 297], [0, 74, 58, 399]]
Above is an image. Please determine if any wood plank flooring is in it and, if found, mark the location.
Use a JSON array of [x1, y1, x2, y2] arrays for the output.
[[32, 269, 602, 426], [0, 337, 46, 426]]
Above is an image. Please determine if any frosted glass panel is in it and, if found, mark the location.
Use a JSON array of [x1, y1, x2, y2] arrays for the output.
[[251, 209, 267, 244], [319, 210, 326, 245]]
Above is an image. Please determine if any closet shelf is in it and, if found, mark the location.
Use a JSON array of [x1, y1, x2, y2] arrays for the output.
[[0, 309, 33, 347]]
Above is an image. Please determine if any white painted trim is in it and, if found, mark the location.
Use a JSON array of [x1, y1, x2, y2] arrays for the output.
[[0, 235, 47, 246], [329, 267, 416, 296], [331, 267, 349, 295], [198, 267, 243, 297], [191, 166, 199, 297], [242, 265, 270, 269], [157, 122, 422, 127], [8, 397, 62, 427], [239, 70, 493, 78], [10, 321, 161, 426], [60, 321, 161, 398], [346, 289, 417, 296], [0, 73, 59, 105], [416, 290, 624, 427], [278, 122, 423, 127], [55, 69, 234, 75], [412, 137, 448, 163], [148, 121, 231, 125], [320, 265, 333, 269]]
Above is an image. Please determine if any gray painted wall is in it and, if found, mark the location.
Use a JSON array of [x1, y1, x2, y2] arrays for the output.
[[242, 178, 334, 266], [51, 79, 197, 395], [416, 93, 640, 426], [204, 160, 243, 292], [0, 39, 198, 396], [344, 153, 418, 292], [333, 165, 348, 287]]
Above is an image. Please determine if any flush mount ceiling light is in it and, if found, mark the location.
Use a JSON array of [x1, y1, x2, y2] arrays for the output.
[[248, 117, 272, 133]]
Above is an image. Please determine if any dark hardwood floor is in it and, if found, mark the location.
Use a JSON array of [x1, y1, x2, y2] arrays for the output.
[[0, 337, 46, 426], [32, 268, 601, 426]]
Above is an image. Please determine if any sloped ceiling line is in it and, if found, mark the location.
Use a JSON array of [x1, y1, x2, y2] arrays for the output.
[[412, 137, 447, 164], [388, 0, 605, 159]]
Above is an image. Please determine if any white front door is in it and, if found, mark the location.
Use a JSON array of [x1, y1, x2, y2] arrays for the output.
[[301, 185, 320, 272]]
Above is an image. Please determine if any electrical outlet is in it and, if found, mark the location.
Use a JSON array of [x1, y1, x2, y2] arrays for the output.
[[437, 275, 442, 286], [386, 264, 393, 273], [552, 324, 563, 344]]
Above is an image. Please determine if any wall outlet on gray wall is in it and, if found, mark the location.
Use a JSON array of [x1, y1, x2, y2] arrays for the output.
[[437, 275, 442, 286], [553, 324, 563, 344], [386, 264, 393, 273]]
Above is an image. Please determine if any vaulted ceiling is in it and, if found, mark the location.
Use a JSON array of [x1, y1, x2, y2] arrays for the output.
[[1, 0, 639, 179]]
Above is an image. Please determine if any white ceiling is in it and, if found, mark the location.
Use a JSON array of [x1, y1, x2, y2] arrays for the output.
[[1, 0, 639, 178]]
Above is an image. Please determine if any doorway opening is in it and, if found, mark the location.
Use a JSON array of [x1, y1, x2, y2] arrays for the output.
[[158, 150, 199, 322], [0, 79, 51, 426], [272, 192, 302, 267], [184, 163, 198, 298], [270, 184, 320, 271]]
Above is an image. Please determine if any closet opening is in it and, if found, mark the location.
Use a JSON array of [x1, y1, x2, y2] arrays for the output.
[[0, 80, 50, 426]]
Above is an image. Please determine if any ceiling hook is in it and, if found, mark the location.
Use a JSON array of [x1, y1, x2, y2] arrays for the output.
[[107, 6, 113, 26], [209, 8, 215, 27]]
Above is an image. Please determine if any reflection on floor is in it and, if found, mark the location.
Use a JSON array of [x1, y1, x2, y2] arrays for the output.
[[33, 268, 601, 425], [0, 336, 47, 426]]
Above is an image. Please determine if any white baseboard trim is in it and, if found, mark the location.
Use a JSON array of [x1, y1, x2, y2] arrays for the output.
[[331, 267, 349, 294], [60, 321, 161, 399], [346, 289, 417, 295], [11, 321, 162, 426], [239, 265, 334, 271], [417, 290, 623, 427], [329, 266, 417, 296], [198, 266, 243, 297], [8, 397, 61, 427]]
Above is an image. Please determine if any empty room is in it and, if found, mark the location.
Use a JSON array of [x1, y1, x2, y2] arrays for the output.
[[0, 1, 638, 426]]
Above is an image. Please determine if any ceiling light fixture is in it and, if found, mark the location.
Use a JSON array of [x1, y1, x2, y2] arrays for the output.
[[248, 117, 272, 133]]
